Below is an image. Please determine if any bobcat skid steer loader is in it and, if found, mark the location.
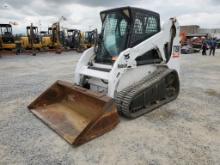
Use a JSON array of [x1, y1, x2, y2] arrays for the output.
[[28, 7, 181, 146]]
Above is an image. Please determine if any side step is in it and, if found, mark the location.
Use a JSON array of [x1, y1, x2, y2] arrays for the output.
[[28, 80, 119, 145]]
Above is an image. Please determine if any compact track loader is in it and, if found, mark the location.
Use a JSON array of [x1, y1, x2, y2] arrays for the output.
[[28, 7, 181, 145]]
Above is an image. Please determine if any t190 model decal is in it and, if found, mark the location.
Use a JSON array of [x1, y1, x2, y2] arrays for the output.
[[118, 64, 128, 68], [172, 45, 180, 58]]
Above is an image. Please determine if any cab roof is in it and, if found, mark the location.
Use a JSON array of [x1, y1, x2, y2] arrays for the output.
[[100, 6, 159, 17], [0, 24, 12, 27], [26, 26, 38, 29], [67, 29, 80, 32]]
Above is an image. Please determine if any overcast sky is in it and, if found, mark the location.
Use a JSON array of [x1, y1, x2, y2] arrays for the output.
[[0, 0, 220, 34]]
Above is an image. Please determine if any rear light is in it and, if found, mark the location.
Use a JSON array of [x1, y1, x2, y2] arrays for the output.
[[112, 56, 118, 61]]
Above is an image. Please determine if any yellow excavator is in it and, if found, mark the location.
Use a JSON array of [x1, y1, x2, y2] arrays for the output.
[[47, 22, 62, 49], [28, 7, 181, 146], [40, 31, 50, 49], [20, 24, 42, 50], [37, 23, 62, 52], [0, 24, 16, 50]]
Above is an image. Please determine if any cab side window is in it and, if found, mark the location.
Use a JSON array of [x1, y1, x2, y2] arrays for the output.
[[145, 16, 158, 33], [119, 19, 127, 36], [134, 18, 143, 34], [130, 12, 159, 47]]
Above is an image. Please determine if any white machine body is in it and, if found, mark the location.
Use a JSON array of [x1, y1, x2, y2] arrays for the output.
[[74, 18, 181, 98]]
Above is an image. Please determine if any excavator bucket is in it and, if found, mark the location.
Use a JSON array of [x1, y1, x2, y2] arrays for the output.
[[28, 80, 119, 145]]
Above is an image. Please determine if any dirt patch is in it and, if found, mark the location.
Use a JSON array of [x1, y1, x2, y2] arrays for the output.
[[145, 108, 176, 122], [205, 89, 220, 98]]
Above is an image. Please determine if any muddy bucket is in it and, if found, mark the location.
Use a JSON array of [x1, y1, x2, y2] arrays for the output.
[[28, 80, 119, 145]]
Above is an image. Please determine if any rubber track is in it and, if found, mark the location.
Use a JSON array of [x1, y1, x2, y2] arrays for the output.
[[115, 66, 179, 118]]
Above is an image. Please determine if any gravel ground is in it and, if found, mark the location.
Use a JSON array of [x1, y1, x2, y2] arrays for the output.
[[0, 50, 220, 165]]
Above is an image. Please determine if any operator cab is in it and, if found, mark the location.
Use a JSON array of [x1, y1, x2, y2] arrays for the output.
[[26, 26, 39, 36], [95, 7, 161, 65], [40, 31, 48, 36], [48, 25, 60, 43], [66, 29, 81, 49], [67, 29, 80, 38], [0, 24, 14, 43], [26, 26, 40, 44], [48, 27, 53, 35], [84, 29, 98, 45]]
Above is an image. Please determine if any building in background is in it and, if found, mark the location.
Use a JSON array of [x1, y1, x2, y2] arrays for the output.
[[180, 25, 200, 34], [180, 25, 220, 39], [180, 25, 220, 53]]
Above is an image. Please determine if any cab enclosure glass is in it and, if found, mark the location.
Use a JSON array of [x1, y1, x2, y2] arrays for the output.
[[95, 7, 161, 64]]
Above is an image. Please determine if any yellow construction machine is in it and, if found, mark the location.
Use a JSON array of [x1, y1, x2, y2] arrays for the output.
[[47, 22, 62, 50], [65, 29, 97, 52], [20, 24, 42, 50], [40, 31, 50, 48], [39, 23, 62, 52], [80, 29, 98, 50], [0, 24, 16, 50]]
